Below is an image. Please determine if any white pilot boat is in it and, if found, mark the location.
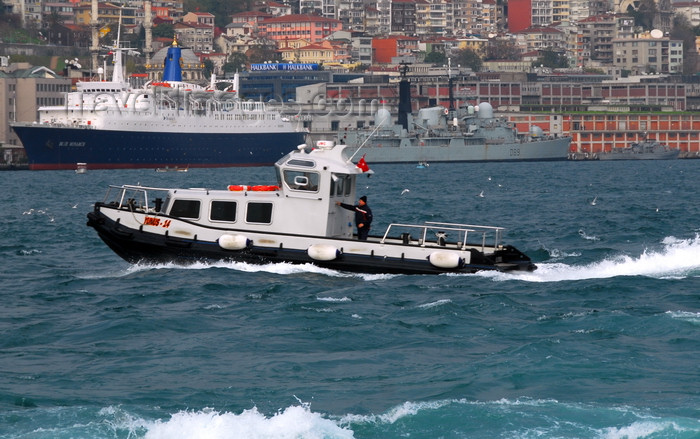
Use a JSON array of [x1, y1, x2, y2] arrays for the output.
[[86, 141, 536, 274]]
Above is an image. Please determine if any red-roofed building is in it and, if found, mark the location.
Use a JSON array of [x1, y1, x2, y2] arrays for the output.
[[372, 36, 419, 64], [508, 0, 531, 33], [46, 23, 90, 48], [230, 11, 273, 29], [183, 11, 215, 29], [174, 21, 214, 52], [514, 26, 566, 53], [260, 14, 343, 44], [261, 1, 292, 17], [151, 6, 172, 20], [278, 39, 351, 64]]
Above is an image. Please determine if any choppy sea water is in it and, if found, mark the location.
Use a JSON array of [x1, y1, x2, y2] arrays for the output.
[[1, 159, 699, 439]]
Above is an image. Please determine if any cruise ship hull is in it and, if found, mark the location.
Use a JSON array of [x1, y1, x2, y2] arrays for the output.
[[343, 136, 571, 163], [12, 124, 307, 170]]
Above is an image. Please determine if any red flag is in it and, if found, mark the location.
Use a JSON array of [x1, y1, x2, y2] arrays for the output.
[[356, 154, 370, 172]]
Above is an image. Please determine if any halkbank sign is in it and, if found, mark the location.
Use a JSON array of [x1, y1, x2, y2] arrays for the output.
[[250, 63, 319, 71]]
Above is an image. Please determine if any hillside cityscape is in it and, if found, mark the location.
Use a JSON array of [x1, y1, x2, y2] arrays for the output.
[[1, 0, 700, 166]]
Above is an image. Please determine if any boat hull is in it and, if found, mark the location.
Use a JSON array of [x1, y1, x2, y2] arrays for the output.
[[11, 125, 306, 170], [343, 137, 571, 163], [598, 150, 680, 160], [86, 208, 536, 275]]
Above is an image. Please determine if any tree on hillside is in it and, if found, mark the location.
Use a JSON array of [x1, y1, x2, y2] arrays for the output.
[[424, 51, 446, 64], [627, 0, 657, 31], [152, 24, 175, 40], [485, 40, 521, 61], [452, 48, 482, 72], [670, 14, 700, 74], [184, 0, 249, 28], [223, 51, 248, 73], [247, 46, 281, 64], [531, 49, 569, 68]]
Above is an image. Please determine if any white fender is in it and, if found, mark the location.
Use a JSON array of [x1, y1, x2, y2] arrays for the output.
[[428, 251, 462, 269], [307, 244, 340, 261], [218, 234, 249, 250]]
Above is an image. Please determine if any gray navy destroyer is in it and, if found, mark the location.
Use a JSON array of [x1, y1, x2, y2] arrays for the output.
[[339, 66, 571, 163]]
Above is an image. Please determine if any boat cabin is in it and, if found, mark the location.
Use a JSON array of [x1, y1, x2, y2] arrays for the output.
[[101, 142, 365, 239]]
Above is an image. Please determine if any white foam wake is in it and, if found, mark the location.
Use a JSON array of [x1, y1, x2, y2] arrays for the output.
[[482, 235, 700, 283], [144, 405, 354, 439], [124, 260, 396, 281]]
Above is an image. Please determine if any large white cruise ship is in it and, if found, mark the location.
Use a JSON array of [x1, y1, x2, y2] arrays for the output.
[[11, 38, 306, 170]]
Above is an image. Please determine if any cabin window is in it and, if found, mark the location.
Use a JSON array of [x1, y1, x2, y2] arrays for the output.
[[283, 170, 319, 192], [169, 199, 200, 219], [287, 159, 315, 167], [246, 202, 273, 224], [330, 173, 352, 196], [210, 200, 237, 222]]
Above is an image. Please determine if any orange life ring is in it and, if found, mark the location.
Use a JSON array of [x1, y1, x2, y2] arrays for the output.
[[250, 185, 279, 191], [228, 185, 279, 191]]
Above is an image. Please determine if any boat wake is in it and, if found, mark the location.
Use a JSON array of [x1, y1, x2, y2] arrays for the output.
[[123, 260, 396, 281], [91, 235, 699, 283], [480, 234, 700, 282], [97, 398, 700, 439]]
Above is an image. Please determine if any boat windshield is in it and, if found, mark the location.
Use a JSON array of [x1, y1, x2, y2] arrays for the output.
[[330, 174, 353, 197], [283, 170, 319, 192]]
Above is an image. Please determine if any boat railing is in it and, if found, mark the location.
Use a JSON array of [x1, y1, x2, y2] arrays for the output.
[[101, 184, 171, 213], [205, 99, 266, 114], [380, 221, 504, 252]]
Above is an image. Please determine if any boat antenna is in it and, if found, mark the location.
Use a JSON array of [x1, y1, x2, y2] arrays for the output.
[[448, 57, 455, 111], [347, 119, 385, 162]]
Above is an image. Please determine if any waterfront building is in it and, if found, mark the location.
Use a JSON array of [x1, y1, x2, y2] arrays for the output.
[[562, 112, 700, 157], [0, 64, 71, 164]]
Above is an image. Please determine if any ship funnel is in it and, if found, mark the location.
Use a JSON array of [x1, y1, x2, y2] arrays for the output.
[[397, 63, 411, 130], [162, 39, 183, 82]]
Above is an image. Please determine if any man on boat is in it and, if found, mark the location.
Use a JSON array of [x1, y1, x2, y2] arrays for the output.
[[336, 196, 373, 241]]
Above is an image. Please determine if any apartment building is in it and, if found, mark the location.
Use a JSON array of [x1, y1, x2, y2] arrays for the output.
[[673, 2, 700, 27], [173, 21, 213, 53], [372, 36, 420, 64], [279, 40, 350, 64], [613, 36, 684, 74], [577, 14, 636, 68], [260, 14, 343, 44], [182, 11, 215, 29], [515, 26, 567, 54], [391, 0, 417, 35], [73, 2, 138, 27], [0, 65, 71, 162]]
